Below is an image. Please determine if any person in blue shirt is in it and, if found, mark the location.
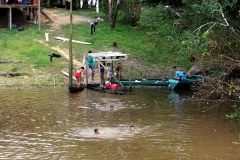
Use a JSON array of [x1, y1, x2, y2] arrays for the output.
[[87, 51, 95, 79]]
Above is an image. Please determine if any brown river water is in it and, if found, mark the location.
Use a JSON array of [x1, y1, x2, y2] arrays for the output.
[[0, 87, 239, 160]]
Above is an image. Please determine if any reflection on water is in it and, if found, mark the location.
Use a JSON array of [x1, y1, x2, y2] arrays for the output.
[[0, 87, 240, 159], [168, 90, 187, 108]]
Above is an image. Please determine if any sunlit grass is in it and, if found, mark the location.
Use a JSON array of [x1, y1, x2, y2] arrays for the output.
[[0, 8, 192, 86]]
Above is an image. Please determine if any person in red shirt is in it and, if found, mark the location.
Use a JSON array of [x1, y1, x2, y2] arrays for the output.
[[75, 67, 84, 88]]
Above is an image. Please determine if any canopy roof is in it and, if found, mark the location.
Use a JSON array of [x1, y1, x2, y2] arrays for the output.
[[86, 51, 128, 58]]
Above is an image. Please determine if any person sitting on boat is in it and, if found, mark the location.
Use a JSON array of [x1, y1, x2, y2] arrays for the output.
[[94, 128, 100, 134], [116, 62, 123, 80], [106, 63, 112, 81], [175, 71, 186, 81], [75, 67, 84, 88]]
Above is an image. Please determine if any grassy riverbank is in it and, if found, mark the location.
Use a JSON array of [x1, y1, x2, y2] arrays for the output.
[[0, 8, 191, 89]]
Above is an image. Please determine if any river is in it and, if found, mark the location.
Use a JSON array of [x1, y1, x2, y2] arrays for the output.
[[0, 87, 239, 159]]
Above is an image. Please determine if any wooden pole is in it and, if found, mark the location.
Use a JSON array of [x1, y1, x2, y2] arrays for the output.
[[9, 8, 12, 29], [38, 0, 41, 29], [86, 56, 88, 86], [127, 55, 132, 92], [69, 0, 73, 87]]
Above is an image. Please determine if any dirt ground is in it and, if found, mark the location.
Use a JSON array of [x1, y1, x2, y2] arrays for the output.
[[41, 8, 94, 30]]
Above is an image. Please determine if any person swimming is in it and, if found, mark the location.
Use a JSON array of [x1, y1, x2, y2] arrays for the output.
[[110, 105, 114, 111], [94, 128, 100, 134], [130, 125, 135, 132]]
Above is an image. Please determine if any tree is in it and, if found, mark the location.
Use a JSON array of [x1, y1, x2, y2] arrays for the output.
[[187, 0, 240, 120], [122, 0, 142, 26], [111, 0, 121, 28], [108, 0, 113, 23]]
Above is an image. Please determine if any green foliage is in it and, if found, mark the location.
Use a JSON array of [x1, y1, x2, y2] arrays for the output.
[[0, 26, 59, 74], [34, 57, 49, 68], [226, 104, 240, 122], [11, 67, 18, 72]]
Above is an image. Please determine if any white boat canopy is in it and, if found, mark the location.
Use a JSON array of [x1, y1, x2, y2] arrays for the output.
[[86, 51, 128, 61], [83, 51, 132, 90]]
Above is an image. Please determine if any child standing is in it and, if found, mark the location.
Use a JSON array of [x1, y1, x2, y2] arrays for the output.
[[100, 65, 104, 84], [75, 67, 84, 88], [106, 63, 112, 81], [116, 62, 122, 80]]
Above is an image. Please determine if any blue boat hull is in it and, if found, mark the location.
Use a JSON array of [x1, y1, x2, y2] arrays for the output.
[[168, 79, 200, 90]]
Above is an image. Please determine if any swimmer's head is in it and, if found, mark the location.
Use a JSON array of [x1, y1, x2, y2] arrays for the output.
[[94, 128, 100, 134], [110, 105, 114, 111], [130, 125, 135, 132]]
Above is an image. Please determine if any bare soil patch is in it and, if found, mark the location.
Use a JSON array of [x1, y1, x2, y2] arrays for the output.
[[41, 8, 95, 30]]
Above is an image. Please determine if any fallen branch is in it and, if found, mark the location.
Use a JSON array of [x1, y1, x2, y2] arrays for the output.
[[0, 60, 22, 63], [1, 72, 22, 76]]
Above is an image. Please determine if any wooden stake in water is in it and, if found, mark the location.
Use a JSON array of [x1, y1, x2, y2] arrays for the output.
[[69, 0, 73, 87]]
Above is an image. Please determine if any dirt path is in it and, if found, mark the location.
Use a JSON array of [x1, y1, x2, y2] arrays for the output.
[[41, 8, 95, 30]]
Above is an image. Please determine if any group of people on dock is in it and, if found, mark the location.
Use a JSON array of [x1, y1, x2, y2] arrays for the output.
[[75, 52, 123, 87], [100, 61, 122, 84], [92, 56, 123, 84]]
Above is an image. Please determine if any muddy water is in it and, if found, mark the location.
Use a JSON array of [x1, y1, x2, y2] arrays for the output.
[[0, 87, 239, 159]]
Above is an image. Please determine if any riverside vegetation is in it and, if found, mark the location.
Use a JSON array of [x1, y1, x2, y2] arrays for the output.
[[1, 1, 240, 120], [0, 7, 192, 89]]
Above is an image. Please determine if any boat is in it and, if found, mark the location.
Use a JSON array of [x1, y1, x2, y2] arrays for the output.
[[87, 84, 124, 95], [168, 71, 202, 90], [113, 78, 170, 86], [168, 78, 201, 90], [68, 85, 85, 93]]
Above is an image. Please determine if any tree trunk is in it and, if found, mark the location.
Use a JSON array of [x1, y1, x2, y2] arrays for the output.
[[136, 0, 142, 21], [122, 0, 130, 20], [47, 0, 51, 7], [111, 0, 120, 28], [108, 0, 112, 23], [122, 0, 142, 26]]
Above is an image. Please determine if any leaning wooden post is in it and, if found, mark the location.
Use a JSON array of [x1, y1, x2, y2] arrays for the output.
[[85, 55, 88, 86], [97, 58, 102, 86], [111, 57, 114, 84], [127, 55, 132, 92]]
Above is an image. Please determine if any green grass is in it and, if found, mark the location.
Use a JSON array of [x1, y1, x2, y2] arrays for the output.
[[0, 8, 193, 87]]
